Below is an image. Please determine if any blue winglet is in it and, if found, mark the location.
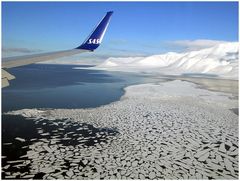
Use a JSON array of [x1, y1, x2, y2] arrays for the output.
[[76, 11, 113, 51]]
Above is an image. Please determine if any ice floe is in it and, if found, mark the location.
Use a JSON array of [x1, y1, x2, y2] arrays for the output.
[[3, 80, 238, 179], [15, 137, 26, 142]]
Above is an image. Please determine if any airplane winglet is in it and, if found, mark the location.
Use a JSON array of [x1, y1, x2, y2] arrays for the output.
[[76, 11, 113, 51]]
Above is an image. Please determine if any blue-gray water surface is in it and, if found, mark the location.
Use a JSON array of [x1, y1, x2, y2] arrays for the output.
[[2, 64, 148, 112]]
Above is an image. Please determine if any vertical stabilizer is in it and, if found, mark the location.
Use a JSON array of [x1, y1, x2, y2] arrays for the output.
[[76, 11, 113, 51]]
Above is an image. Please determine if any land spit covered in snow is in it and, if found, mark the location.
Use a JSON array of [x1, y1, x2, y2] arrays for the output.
[[3, 80, 239, 179]]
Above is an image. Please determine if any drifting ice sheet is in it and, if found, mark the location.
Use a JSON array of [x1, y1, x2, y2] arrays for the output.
[[4, 80, 239, 179]]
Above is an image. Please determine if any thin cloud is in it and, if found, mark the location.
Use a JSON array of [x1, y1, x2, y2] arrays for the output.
[[2, 47, 43, 53], [109, 39, 128, 45], [108, 48, 148, 55], [166, 39, 228, 51]]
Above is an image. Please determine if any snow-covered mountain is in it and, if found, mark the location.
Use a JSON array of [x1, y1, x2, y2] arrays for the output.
[[95, 42, 239, 79]]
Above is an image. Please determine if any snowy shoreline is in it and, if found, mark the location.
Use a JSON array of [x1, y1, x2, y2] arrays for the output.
[[3, 80, 239, 179]]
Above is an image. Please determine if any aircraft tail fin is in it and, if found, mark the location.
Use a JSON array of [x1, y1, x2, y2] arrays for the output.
[[76, 11, 113, 51]]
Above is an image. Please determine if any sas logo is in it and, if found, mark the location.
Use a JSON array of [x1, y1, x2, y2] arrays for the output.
[[88, 39, 100, 44]]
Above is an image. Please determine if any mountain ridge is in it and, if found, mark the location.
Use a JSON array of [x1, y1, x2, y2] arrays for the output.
[[96, 42, 239, 79]]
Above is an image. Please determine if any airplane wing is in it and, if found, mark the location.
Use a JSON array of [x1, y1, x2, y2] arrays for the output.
[[2, 11, 113, 88]]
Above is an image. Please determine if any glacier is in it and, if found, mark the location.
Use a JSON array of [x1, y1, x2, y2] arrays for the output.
[[90, 42, 239, 79]]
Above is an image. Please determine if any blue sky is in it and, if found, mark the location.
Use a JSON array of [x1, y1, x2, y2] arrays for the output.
[[2, 2, 239, 59]]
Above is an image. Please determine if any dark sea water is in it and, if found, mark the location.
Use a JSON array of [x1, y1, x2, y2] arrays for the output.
[[2, 64, 154, 179], [2, 64, 146, 112]]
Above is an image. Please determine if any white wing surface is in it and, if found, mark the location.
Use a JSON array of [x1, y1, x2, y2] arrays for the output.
[[2, 11, 113, 87]]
